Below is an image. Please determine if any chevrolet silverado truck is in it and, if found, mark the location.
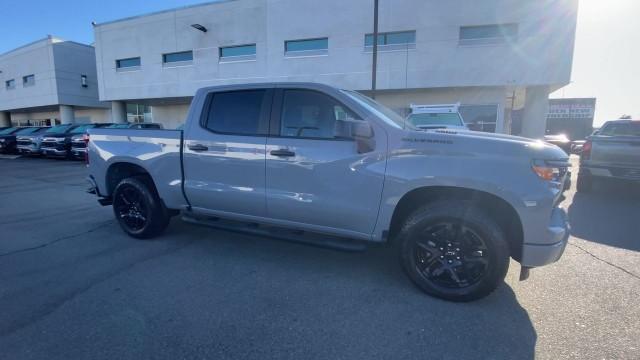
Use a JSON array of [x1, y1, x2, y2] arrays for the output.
[[577, 120, 640, 192], [86, 83, 570, 302]]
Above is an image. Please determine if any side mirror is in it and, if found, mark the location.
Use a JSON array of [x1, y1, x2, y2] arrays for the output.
[[335, 120, 375, 154]]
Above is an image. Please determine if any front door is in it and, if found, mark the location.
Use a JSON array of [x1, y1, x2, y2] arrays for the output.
[[183, 89, 273, 218], [265, 89, 386, 237]]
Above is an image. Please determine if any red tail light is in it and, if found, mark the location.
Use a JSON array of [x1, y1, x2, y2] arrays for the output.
[[83, 133, 90, 164], [581, 140, 592, 160]]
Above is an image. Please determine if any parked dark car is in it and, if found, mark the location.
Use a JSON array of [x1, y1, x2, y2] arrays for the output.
[[0, 127, 44, 154], [39, 124, 85, 158], [70, 123, 115, 160], [543, 134, 572, 154]]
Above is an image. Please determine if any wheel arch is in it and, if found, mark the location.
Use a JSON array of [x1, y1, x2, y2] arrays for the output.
[[387, 186, 524, 261], [105, 161, 159, 198]]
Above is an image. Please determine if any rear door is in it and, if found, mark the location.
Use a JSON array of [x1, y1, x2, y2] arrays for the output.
[[264, 88, 385, 238], [183, 88, 273, 217]]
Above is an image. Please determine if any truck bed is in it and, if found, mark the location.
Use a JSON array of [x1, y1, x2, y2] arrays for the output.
[[87, 128, 188, 209]]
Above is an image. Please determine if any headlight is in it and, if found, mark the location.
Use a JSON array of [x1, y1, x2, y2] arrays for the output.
[[0, 139, 5, 143], [532, 160, 570, 189]]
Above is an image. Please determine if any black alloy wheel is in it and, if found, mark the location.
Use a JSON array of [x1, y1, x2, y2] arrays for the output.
[[411, 222, 489, 289]]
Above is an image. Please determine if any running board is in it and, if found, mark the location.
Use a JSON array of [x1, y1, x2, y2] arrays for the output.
[[181, 213, 368, 252]]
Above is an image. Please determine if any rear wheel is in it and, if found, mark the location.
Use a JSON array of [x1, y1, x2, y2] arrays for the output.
[[112, 177, 170, 239], [576, 171, 593, 193], [397, 201, 510, 302]]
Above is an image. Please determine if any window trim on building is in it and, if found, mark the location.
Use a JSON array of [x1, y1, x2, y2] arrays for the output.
[[162, 51, 194, 67], [458, 24, 519, 46], [115, 57, 141, 71], [5, 79, 15, 90], [22, 74, 35, 87], [219, 44, 257, 63], [284, 37, 329, 57], [364, 30, 416, 52]]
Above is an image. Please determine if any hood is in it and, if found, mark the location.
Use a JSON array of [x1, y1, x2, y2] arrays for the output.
[[402, 128, 568, 161]]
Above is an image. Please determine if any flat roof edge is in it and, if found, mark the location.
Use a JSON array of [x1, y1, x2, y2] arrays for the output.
[[93, 0, 236, 27]]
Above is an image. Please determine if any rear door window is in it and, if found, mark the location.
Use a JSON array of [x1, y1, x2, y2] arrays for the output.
[[204, 90, 269, 136]]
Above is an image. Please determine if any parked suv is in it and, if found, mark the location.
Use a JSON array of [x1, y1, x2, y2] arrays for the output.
[[86, 83, 570, 302], [16, 127, 52, 156]]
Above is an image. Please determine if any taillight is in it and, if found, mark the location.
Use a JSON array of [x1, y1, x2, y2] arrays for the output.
[[581, 140, 592, 160], [83, 133, 90, 164]]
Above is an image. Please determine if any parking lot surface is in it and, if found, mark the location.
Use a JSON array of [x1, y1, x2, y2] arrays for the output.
[[1, 156, 639, 359]]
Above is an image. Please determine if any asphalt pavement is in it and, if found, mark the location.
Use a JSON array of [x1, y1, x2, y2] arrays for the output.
[[0, 156, 638, 359]]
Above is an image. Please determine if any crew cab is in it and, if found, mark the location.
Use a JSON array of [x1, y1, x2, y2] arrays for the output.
[[577, 120, 640, 192], [86, 83, 570, 302], [0, 127, 44, 154]]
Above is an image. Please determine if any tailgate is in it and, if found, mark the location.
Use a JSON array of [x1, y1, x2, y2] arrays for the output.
[[591, 136, 640, 167]]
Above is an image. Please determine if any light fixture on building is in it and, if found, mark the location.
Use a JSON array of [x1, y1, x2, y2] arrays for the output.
[[191, 24, 207, 33], [81, 75, 88, 87]]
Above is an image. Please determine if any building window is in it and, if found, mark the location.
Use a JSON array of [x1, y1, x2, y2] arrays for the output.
[[162, 51, 193, 66], [459, 104, 498, 133], [459, 24, 518, 45], [219, 44, 257, 62], [116, 57, 141, 71], [365, 31, 416, 51], [81, 75, 88, 88], [126, 104, 152, 123], [285, 38, 329, 57], [23, 75, 35, 87], [5, 79, 15, 90]]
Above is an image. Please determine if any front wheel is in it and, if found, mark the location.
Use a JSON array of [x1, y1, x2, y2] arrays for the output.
[[112, 177, 170, 239], [397, 201, 510, 302]]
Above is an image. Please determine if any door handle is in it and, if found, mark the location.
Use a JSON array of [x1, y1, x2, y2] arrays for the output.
[[270, 149, 296, 157], [188, 144, 209, 152]]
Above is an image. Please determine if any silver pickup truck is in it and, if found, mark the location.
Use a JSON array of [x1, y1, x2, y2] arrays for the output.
[[577, 120, 640, 192], [86, 83, 570, 302]]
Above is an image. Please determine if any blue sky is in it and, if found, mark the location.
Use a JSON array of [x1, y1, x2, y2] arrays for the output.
[[0, 0, 211, 51], [1, 0, 638, 125]]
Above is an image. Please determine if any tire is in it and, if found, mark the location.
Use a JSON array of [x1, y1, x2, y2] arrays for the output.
[[397, 200, 510, 302], [112, 176, 170, 239], [576, 172, 592, 193]]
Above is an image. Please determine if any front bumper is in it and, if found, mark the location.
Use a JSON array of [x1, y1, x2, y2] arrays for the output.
[[70, 147, 87, 159], [520, 207, 570, 267], [17, 146, 41, 155], [41, 147, 68, 157]]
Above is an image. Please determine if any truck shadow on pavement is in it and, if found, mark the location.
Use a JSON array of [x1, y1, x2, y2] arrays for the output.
[[157, 221, 538, 359], [568, 181, 640, 252]]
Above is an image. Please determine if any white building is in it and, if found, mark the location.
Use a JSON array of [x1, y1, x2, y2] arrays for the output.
[[0, 36, 110, 127], [93, 0, 578, 136]]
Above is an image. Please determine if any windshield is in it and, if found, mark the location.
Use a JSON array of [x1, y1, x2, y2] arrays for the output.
[[341, 90, 409, 129], [16, 127, 41, 135], [71, 125, 95, 134], [0, 127, 18, 135], [599, 122, 640, 137], [408, 113, 464, 128], [45, 124, 73, 134], [106, 124, 130, 129]]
